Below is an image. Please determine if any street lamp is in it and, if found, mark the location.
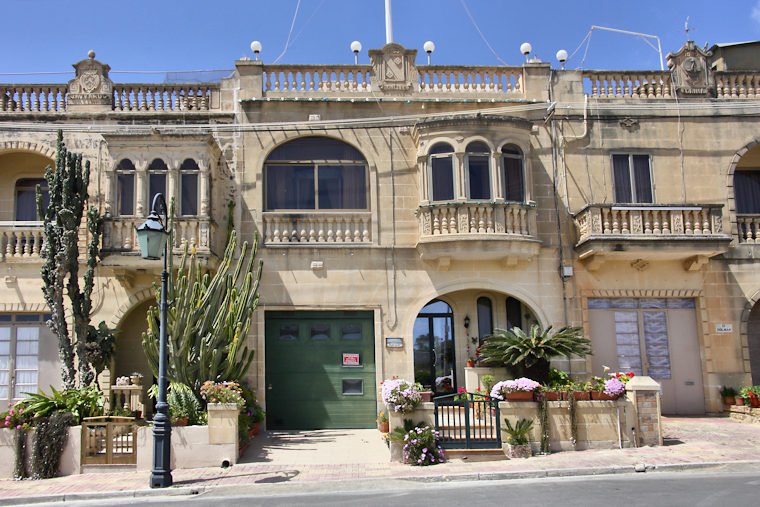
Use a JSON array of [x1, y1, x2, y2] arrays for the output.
[[136, 193, 172, 488]]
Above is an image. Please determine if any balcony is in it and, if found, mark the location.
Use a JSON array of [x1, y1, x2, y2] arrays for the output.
[[262, 212, 372, 246], [0, 221, 44, 261], [415, 202, 540, 268], [573, 204, 731, 271]]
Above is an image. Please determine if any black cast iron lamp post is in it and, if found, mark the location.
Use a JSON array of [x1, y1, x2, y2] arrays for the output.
[[136, 193, 173, 488]]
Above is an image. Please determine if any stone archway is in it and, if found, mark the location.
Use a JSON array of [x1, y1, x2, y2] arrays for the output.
[[746, 299, 760, 385], [112, 299, 154, 416]]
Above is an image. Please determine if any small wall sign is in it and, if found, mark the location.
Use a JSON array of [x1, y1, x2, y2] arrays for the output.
[[385, 337, 403, 348], [715, 323, 733, 333], [342, 353, 360, 366]]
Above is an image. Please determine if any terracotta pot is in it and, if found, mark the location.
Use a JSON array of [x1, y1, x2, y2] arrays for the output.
[[542, 392, 561, 401], [505, 391, 535, 402], [591, 391, 620, 401], [466, 360, 475, 368], [722, 395, 736, 407], [572, 391, 591, 401], [251, 421, 261, 436], [378, 421, 390, 433], [735, 397, 745, 406], [420, 391, 433, 402], [173, 416, 189, 426], [751, 395, 760, 408]]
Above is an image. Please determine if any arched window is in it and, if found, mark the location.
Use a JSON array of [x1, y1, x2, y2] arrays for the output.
[[265, 137, 367, 210], [735, 170, 760, 214], [476, 296, 493, 345], [506, 296, 523, 331], [15, 178, 48, 221], [179, 158, 199, 216], [501, 145, 525, 202], [429, 142, 455, 202], [115, 159, 135, 216], [147, 158, 168, 205], [466, 141, 491, 200]]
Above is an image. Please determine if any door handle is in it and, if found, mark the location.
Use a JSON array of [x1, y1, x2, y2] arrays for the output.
[[432, 349, 437, 367], [267, 384, 273, 390]]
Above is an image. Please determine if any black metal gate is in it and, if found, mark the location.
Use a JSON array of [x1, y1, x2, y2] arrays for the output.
[[434, 392, 501, 449]]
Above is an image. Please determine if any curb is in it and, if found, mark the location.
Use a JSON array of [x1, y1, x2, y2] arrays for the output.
[[5, 459, 760, 505]]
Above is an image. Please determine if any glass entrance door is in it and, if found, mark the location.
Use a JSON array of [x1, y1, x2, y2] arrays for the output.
[[413, 300, 456, 395]]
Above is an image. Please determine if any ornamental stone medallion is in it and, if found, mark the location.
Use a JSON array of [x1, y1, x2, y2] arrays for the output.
[[67, 50, 114, 110], [667, 41, 715, 98], [369, 43, 417, 93]]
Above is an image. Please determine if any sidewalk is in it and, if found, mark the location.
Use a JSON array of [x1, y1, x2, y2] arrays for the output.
[[2, 416, 760, 503]]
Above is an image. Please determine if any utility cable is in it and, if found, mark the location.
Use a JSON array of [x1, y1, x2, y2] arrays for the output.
[[459, 0, 509, 66], [273, 0, 302, 64]]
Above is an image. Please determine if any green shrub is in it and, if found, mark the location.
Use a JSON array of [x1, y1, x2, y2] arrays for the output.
[[31, 412, 76, 479], [15, 386, 103, 425], [503, 418, 534, 445]]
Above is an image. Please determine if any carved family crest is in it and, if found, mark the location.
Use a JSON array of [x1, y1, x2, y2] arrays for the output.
[[67, 50, 114, 108], [667, 41, 715, 98], [369, 43, 417, 93]]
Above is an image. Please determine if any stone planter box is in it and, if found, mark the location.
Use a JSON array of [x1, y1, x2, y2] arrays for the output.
[[136, 425, 238, 470], [207, 403, 240, 445], [0, 427, 81, 478]]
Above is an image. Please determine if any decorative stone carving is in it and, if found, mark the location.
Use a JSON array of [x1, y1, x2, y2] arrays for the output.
[[619, 117, 640, 132], [667, 41, 715, 98], [369, 43, 417, 93], [67, 50, 114, 111]]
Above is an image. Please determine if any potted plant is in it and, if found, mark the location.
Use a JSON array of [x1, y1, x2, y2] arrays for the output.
[[381, 378, 423, 414], [502, 417, 533, 459], [490, 378, 541, 401], [200, 381, 246, 410], [720, 386, 737, 407], [129, 372, 143, 386], [570, 380, 592, 401], [593, 377, 626, 400], [401, 424, 445, 466], [478, 325, 591, 384], [377, 410, 389, 433]]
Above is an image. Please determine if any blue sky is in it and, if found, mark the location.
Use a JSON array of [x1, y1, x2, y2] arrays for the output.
[[2, 0, 760, 82]]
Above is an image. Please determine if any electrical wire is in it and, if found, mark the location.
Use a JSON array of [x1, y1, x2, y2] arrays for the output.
[[273, 0, 302, 64], [459, 0, 509, 66]]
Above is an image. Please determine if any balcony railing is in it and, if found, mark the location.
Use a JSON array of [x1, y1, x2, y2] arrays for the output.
[[102, 217, 213, 254], [112, 83, 219, 111], [263, 65, 372, 95], [263, 212, 371, 245], [0, 221, 44, 260], [583, 71, 673, 99], [1, 85, 68, 112], [715, 73, 760, 99], [417, 66, 523, 96], [736, 214, 760, 243], [574, 204, 725, 243]]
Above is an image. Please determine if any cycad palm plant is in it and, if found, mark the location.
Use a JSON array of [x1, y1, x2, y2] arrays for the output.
[[479, 325, 592, 384]]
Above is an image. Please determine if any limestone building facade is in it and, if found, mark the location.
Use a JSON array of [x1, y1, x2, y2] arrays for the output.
[[1, 40, 759, 427]]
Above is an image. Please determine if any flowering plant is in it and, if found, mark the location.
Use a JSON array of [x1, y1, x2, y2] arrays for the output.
[[200, 381, 245, 409], [610, 372, 635, 383], [1, 402, 32, 430], [603, 378, 626, 398], [381, 378, 422, 413], [402, 425, 445, 466], [490, 378, 541, 400]]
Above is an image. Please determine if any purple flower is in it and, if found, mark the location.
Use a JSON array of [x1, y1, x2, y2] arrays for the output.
[[604, 378, 626, 397]]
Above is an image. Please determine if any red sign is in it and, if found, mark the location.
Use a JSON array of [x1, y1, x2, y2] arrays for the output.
[[342, 353, 360, 366]]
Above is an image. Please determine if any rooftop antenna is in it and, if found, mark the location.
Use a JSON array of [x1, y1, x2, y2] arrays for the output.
[[684, 16, 690, 36], [385, 0, 393, 44], [570, 25, 665, 70]]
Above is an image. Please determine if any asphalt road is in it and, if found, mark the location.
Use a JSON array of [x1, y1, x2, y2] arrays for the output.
[[32, 469, 760, 507]]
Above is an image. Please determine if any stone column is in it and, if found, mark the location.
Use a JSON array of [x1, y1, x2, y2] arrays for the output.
[[135, 161, 147, 217], [167, 162, 178, 212], [200, 161, 210, 216], [455, 153, 466, 199], [625, 376, 663, 446], [492, 152, 504, 201]]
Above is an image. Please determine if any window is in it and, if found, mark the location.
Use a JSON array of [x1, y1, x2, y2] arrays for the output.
[[265, 137, 367, 211], [466, 142, 491, 200], [0, 313, 46, 401], [148, 158, 168, 204], [506, 297, 523, 331], [612, 154, 653, 204], [476, 297, 493, 344], [15, 178, 48, 221], [429, 143, 455, 201], [734, 170, 760, 214], [179, 158, 200, 216], [502, 145, 525, 202], [116, 159, 135, 216]]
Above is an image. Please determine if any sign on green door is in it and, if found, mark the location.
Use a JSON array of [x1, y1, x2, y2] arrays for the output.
[[265, 311, 376, 430]]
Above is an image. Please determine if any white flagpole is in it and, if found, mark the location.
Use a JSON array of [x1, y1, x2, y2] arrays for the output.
[[385, 0, 393, 44]]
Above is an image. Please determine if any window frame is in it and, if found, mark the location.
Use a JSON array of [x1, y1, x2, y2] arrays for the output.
[[611, 153, 655, 204], [428, 143, 456, 203], [179, 158, 201, 217], [115, 158, 136, 217], [265, 161, 368, 212], [14, 178, 48, 222], [501, 145, 526, 203], [147, 158, 169, 206], [0, 313, 47, 402], [464, 142, 492, 201], [476, 296, 494, 345]]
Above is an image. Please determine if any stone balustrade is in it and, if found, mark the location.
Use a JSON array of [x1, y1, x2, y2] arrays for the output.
[[1, 84, 68, 112], [263, 65, 372, 95], [417, 201, 535, 238], [112, 83, 219, 111], [102, 217, 212, 254], [417, 66, 523, 96], [575, 204, 725, 243], [715, 73, 760, 98], [0, 221, 44, 260], [262, 212, 371, 245], [736, 214, 760, 243], [584, 71, 673, 99]]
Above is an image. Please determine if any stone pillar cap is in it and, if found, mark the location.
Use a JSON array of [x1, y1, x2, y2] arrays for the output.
[[625, 376, 661, 391]]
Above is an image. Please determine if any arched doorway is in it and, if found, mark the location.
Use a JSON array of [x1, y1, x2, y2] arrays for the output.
[[113, 299, 153, 416], [748, 301, 760, 385], [413, 299, 456, 395]]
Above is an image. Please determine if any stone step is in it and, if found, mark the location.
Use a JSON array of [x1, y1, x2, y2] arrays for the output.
[[443, 448, 505, 462], [80, 464, 137, 474]]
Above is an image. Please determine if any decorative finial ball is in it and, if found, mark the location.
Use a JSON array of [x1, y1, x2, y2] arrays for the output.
[[556, 49, 568, 63], [250, 40, 262, 54], [423, 41, 435, 54], [520, 42, 532, 56], [350, 40, 362, 53], [88, 50, 96, 59]]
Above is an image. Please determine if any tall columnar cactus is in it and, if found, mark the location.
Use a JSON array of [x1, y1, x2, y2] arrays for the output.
[[141, 230, 262, 394], [37, 131, 104, 388]]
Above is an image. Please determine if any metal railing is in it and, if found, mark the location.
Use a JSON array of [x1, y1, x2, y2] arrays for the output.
[[434, 392, 501, 449], [81, 416, 137, 465]]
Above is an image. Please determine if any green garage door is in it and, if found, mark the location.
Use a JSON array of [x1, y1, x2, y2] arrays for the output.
[[265, 311, 376, 430]]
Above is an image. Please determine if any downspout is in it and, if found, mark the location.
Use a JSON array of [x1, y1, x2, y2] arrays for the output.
[[560, 94, 589, 214]]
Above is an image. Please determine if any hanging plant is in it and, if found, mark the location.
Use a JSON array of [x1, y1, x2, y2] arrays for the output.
[[568, 391, 578, 450], [31, 412, 75, 479], [537, 395, 550, 454], [14, 428, 27, 480]]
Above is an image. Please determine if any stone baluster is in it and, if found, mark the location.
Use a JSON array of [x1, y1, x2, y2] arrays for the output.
[[361, 217, 370, 242], [702, 210, 710, 234], [693, 210, 702, 235], [611, 209, 620, 234], [684, 211, 693, 234]]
